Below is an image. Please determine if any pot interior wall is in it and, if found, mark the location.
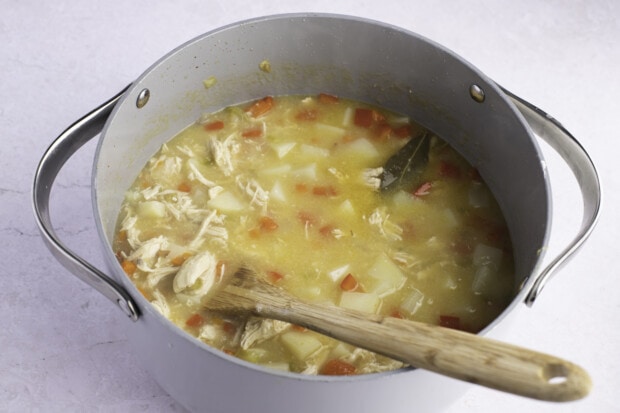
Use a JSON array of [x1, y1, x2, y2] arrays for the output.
[[95, 14, 549, 316]]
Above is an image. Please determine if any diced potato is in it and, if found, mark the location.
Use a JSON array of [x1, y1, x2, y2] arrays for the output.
[[314, 123, 345, 143], [138, 201, 166, 218], [260, 164, 292, 177], [342, 138, 379, 160], [328, 264, 350, 282], [472, 265, 494, 294], [300, 144, 330, 158], [270, 181, 287, 203], [366, 254, 406, 297], [271, 142, 296, 159], [442, 208, 459, 228], [291, 163, 317, 180], [280, 331, 324, 360], [472, 244, 503, 269], [339, 292, 381, 314], [207, 191, 245, 213], [330, 342, 353, 359], [469, 182, 490, 208], [337, 199, 356, 217]]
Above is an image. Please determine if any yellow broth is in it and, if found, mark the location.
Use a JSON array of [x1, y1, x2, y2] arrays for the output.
[[113, 94, 514, 375]]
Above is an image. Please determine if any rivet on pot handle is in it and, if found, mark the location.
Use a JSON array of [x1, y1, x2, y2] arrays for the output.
[[500, 87, 602, 307], [32, 85, 140, 321]]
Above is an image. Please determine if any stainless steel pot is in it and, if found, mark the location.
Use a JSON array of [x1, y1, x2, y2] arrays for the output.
[[33, 14, 601, 412]]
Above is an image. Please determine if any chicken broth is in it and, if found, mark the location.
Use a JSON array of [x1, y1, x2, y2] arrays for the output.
[[113, 93, 515, 375]]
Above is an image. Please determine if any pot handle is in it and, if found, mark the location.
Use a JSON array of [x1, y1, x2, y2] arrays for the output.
[[32, 85, 140, 321], [501, 87, 602, 307]]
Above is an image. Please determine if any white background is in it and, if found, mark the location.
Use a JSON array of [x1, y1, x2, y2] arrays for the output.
[[1, 1, 618, 412]]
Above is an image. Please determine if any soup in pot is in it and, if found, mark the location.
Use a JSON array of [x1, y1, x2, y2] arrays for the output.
[[113, 93, 514, 375]]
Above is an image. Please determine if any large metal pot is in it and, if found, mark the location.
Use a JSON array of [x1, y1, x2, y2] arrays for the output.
[[33, 14, 600, 412]]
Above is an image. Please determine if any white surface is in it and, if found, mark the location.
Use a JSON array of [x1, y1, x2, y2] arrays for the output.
[[1, 0, 618, 412]]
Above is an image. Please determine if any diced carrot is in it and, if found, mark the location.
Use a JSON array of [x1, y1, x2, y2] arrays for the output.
[[297, 211, 316, 226], [390, 309, 404, 319], [267, 270, 284, 283], [295, 183, 308, 193], [222, 321, 237, 335], [354, 108, 386, 128], [242, 128, 263, 138], [290, 324, 307, 332], [177, 182, 192, 192], [439, 315, 461, 330], [117, 230, 128, 242], [248, 227, 261, 239], [312, 185, 338, 197], [259, 216, 279, 232], [319, 225, 335, 237], [204, 120, 225, 131], [121, 260, 137, 276], [341, 134, 356, 143], [340, 273, 359, 291], [186, 313, 205, 328], [318, 93, 339, 104], [215, 260, 226, 280], [374, 124, 392, 141], [137, 287, 151, 300], [296, 109, 318, 121], [320, 359, 357, 376], [171, 252, 193, 266], [222, 348, 236, 356], [354, 108, 374, 128], [246, 96, 274, 117], [393, 125, 411, 138], [413, 181, 432, 197], [372, 110, 386, 123], [439, 160, 461, 179]]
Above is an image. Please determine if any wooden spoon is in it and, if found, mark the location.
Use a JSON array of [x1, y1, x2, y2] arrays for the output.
[[204, 267, 591, 402]]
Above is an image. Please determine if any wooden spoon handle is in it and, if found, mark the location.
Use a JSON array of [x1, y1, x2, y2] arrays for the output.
[[260, 297, 591, 402]]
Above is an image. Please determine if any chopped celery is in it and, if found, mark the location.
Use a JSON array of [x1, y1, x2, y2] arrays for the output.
[[401, 288, 425, 315]]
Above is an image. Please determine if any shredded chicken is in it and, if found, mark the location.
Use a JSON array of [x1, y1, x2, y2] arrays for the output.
[[173, 251, 219, 297], [342, 348, 405, 374], [189, 210, 228, 249], [235, 175, 269, 211], [150, 289, 170, 318], [127, 236, 168, 266], [240, 318, 290, 350], [361, 167, 384, 191], [368, 207, 403, 241], [208, 134, 239, 176], [187, 159, 217, 188]]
